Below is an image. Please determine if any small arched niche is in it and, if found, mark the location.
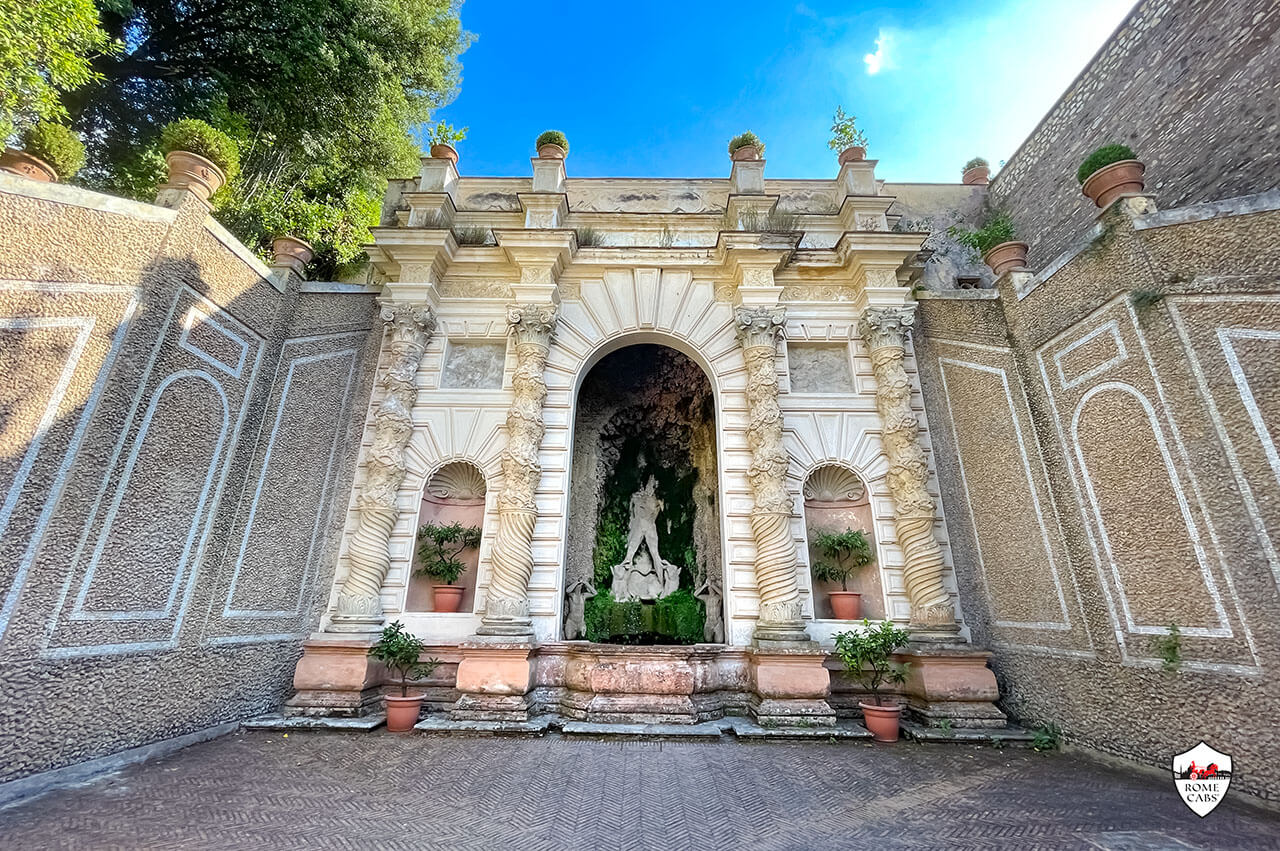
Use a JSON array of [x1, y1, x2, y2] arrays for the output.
[[802, 465, 884, 620], [405, 461, 487, 614]]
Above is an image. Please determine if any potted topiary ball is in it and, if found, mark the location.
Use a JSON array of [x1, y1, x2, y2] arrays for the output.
[[1078, 143, 1145, 208], [949, 211, 1028, 277], [811, 528, 875, 620], [828, 106, 868, 164], [1, 123, 86, 183], [834, 619, 912, 743], [415, 521, 481, 613], [159, 118, 240, 201], [728, 131, 764, 162], [536, 130, 569, 159], [962, 157, 990, 185], [427, 120, 467, 164], [368, 620, 439, 732]]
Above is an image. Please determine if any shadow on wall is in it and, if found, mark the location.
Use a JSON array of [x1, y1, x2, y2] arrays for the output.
[[0, 235, 379, 788]]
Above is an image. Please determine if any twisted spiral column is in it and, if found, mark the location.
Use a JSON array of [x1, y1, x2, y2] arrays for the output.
[[737, 307, 810, 644], [478, 304, 558, 636], [330, 302, 436, 632], [859, 306, 958, 637]]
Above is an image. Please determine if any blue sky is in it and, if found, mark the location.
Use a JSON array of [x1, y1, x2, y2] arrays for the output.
[[428, 0, 1135, 182]]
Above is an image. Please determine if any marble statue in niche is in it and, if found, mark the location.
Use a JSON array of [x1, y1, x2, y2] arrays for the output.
[[611, 477, 681, 602], [564, 578, 596, 640]]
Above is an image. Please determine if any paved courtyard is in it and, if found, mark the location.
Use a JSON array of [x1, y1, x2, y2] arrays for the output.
[[1, 730, 1276, 849]]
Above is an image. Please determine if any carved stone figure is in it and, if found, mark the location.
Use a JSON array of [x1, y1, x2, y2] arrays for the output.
[[736, 306, 808, 643], [331, 302, 435, 632], [859, 306, 958, 635], [611, 478, 680, 602], [695, 575, 725, 644], [564, 578, 597, 640], [479, 303, 558, 635]]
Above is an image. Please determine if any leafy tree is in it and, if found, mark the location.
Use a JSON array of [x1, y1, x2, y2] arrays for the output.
[[833, 619, 911, 706], [810, 527, 874, 591], [367, 620, 438, 697], [414, 521, 481, 586], [66, 0, 471, 277], [0, 0, 115, 138]]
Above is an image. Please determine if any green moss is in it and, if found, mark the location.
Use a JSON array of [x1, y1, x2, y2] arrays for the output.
[[583, 589, 704, 645]]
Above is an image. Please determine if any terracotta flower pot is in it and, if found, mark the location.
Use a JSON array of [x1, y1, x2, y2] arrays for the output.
[[164, 150, 226, 201], [982, 240, 1030, 276], [828, 591, 862, 620], [860, 701, 903, 743], [1081, 159, 1146, 209], [433, 585, 465, 613], [537, 143, 567, 159], [962, 166, 990, 185], [271, 235, 314, 268], [384, 694, 424, 732], [430, 143, 458, 164], [0, 149, 58, 182], [838, 146, 867, 164], [731, 145, 761, 162]]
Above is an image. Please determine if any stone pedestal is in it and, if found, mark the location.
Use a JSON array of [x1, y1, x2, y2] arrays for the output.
[[558, 644, 731, 725], [897, 647, 1005, 728], [747, 646, 834, 727], [285, 636, 382, 717], [450, 642, 536, 722]]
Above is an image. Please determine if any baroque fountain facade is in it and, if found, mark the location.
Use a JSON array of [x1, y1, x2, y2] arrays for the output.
[[288, 149, 1003, 727]]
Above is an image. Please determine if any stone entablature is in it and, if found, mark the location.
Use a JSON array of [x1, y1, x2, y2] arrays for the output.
[[341, 151, 969, 648]]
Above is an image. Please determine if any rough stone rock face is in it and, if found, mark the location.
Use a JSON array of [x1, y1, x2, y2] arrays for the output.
[[564, 345, 722, 640], [0, 175, 379, 785], [989, 0, 1280, 267]]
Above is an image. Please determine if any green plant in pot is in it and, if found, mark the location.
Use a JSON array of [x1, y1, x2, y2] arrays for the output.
[[948, 210, 1028, 277], [1078, 143, 1145, 209], [536, 129, 569, 159], [728, 131, 764, 161], [427, 120, 467, 164], [1, 123, 85, 183], [828, 106, 869, 163], [962, 156, 989, 185], [811, 528, 875, 620], [368, 620, 439, 732], [833, 618, 912, 742], [159, 118, 240, 201], [415, 521, 481, 612]]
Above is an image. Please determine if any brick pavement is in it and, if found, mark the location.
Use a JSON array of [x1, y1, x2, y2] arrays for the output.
[[0, 730, 1276, 850]]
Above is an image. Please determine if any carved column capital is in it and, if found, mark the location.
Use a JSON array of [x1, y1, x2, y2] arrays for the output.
[[380, 301, 436, 339], [735, 305, 786, 350], [508, 303, 558, 348], [858, 305, 915, 352]]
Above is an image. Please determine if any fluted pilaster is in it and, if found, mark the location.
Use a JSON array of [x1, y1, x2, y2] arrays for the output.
[[478, 303, 558, 636], [330, 302, 436, 632], [737, 306, 809, 644], [859, 306, 959, 637]]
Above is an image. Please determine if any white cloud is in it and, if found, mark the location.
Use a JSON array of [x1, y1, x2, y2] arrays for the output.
[[864, 31, 891, 75]]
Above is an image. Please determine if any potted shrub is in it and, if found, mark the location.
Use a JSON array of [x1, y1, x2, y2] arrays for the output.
[[728, 131, 764, 162], [271, 235, 314, 269], [962, 157, 990, 185], [828, 106, 868, 164], [427, 120, 466, 164], [1078, 143, 1145, 208], [415, 520, 482, 613], [536, 130, 569, 159], [1, 123, 85, 183], [159, 118, 240, 201], [834, 619, 912, 743], [949, 211, 1028, 276], [367, 620, 439, 732], [811, 528, 875, 620]]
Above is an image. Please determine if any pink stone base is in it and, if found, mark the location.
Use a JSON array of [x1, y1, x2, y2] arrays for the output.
[[450, 642, 535, 721], [285, 636, 382, 717], [747, 647, 835, 727], [897, 647, 1006, 728]]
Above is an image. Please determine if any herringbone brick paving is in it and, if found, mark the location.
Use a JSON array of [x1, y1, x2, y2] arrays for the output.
[[1, 730, 1276, 849]]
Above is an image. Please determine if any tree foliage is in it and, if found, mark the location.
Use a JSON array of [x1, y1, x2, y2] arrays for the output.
[[65, 0, 471, 277], [810, 527, 874, 591], [0, 0, 115, 138]]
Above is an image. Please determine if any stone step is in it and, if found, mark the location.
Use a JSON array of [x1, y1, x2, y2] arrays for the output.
[[729, 719, 873, 740], [243, 714, 386, 731], [901, 721, 1039, 747]]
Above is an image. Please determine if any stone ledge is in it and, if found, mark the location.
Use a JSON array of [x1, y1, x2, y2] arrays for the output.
[[242, 714, 386, 731], [730, 719, 872, 740], [901, 721, 1036, 747], [561, 720, 729, 739], [414, 715, 555, 736]]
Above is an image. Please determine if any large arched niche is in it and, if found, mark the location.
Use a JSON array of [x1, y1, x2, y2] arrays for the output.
[[561, 343, 725, 644], [802, 464, 885, 620], [405, 460, 487, 614]]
